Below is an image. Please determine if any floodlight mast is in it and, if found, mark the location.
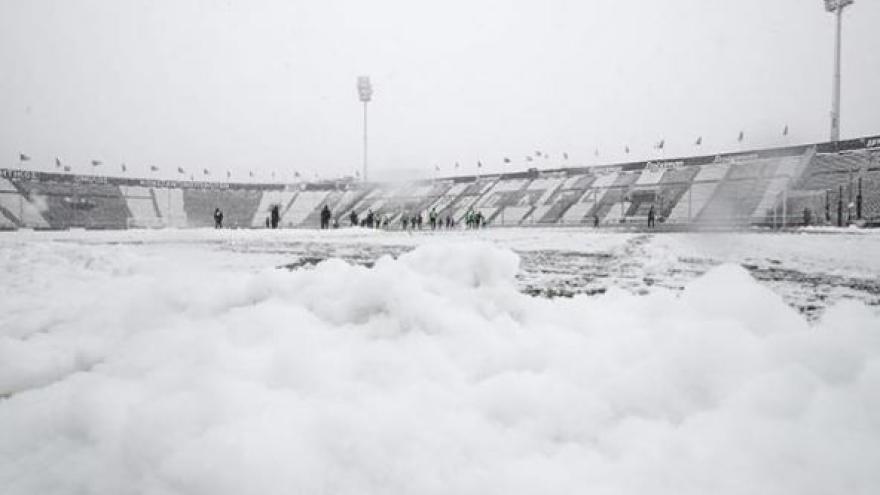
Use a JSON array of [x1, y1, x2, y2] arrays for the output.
[[357, 76, 373, 182], [825, 0, 854, 143]]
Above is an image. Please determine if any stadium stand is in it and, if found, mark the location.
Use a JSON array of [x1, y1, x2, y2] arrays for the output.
[[0, 178, 24, 229], [666, 163, 731, 224], [424, 181, 470, 220], [153, 188, 188, 228], [520, 174, 568, 225], [283, 189, 333, 227], [251, 189, 295, 227], [535, 174, 596, 224], [862, 170, 880, 221], [447, 176, 499, 223], [121, 186, 162, 228], [183, 189, 262, 228], [367, 181, 450, 224], [323, 188, 372, 224], [751, 156, 804, 224], [474, 176, 531, 224], [0, 178, 59, 229], [2, 135, 879, 231]]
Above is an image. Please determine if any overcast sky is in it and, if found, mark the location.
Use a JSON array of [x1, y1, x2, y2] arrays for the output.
[[1, 0, 879, 182]]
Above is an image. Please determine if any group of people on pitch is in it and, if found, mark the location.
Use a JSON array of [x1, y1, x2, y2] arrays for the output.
[[214, 203, 659, 230]]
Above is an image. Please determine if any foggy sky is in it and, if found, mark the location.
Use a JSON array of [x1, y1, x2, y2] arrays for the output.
[[1, 0, 879, 182]]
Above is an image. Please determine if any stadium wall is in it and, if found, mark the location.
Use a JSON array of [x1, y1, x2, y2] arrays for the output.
[[2, 135, 879, 231]]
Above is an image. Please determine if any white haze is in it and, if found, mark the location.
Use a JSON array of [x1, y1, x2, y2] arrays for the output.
[[1, 0, 880, 180]]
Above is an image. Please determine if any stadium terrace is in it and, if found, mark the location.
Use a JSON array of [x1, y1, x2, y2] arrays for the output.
[[2, 134, 879, 231]]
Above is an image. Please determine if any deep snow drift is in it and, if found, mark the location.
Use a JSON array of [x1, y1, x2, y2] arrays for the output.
[[1, 229, 879, 495]]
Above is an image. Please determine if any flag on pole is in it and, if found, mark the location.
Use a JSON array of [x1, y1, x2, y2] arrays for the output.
[[783, 125, 789, 136], [738, 131, 744, 142], [203, 168, 210, 175], [695, 136, 702, 146], [55, 157, 62, 168], [655, 139, 665, 150], [91, 160, 102, 167], [477, 161, 482, 168], [177, 166, 185, 174], [150, 165, 159, 172], [19, 153, 31, 161], [121, 163, 127, 172]]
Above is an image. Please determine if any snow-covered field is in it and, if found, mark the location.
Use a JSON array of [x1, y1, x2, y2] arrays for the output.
[[1, 227, 879, 494]]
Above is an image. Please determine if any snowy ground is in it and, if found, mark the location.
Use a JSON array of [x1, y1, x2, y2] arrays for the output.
[[1, 227, 879, 494]]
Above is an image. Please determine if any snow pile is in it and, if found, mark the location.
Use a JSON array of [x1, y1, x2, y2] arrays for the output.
[[1, 241, 879, 495]]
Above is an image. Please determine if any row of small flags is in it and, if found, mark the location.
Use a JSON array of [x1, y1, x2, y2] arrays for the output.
[[19, 125, 792, 177], [432, 125, 791, 170], [16, 154, 308, 180]]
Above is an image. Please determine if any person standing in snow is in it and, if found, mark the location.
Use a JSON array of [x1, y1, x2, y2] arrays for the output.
[[429, 208, 438, 230], [320, 204, 332, 229], [213, 207, 224, 229], [270, 204, 280, 229], [647, 205, 655, 228], [349, 210, 359, 227]]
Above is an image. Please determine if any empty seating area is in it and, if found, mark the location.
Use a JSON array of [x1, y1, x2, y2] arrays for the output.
[[449, 177, 499, 223], [184, 189, 261, 228], [492, 205, 533, 226], [366, 182, 451, 224], [3, 137, 880, 230], [425, 182, 470, 219], [859, 172, 880, 221], [474, 178, 531, 210], [14, 180, 130, 229], [698, 179, 766, 225], [65, 183, 129, 229], [797, 152, 867, 191], [283, 190, 332, 227], [250, 189, 295, 226], [634, 167, 665, 186], [121, 186, 162, 228]]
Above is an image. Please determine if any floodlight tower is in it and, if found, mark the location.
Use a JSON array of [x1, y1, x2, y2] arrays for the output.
[[824, 0, 854, 142], [357, 76, 373, 182]]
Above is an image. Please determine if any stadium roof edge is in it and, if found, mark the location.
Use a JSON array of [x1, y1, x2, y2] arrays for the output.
[[4, 133, 879, 188]]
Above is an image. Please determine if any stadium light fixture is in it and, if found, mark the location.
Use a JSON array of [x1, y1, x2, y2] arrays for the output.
[[823, 0, 854, 142], [357, 76, 373, 182]]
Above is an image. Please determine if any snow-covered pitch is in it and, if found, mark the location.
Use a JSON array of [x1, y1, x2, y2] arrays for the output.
[[1, 227, 879, 495]]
